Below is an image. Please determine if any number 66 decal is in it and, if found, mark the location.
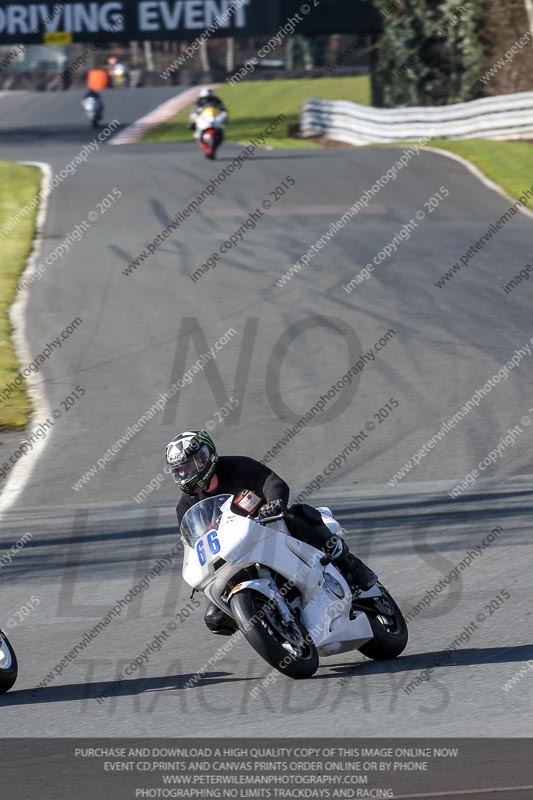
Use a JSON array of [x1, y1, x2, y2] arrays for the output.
[[196, 530, 221, 566]]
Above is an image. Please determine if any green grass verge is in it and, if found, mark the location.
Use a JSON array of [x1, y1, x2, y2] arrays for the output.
[[424, 139, 533, 210], [141, 76, 371, 148], [0, 162, 42, 430]]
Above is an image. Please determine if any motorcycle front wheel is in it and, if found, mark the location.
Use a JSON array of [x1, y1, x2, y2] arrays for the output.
[[0, 629, 18, 693], [230, 589, 318, 679]]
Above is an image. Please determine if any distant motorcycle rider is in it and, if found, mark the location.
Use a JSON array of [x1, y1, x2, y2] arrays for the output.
[[107, 55, 130, 87], [188, 87, 227, 132], [81, 89, 104, 126], [82, 88, 101, 103], [166, 430, 377, 636]]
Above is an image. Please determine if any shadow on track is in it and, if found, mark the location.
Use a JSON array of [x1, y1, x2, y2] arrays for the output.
[[0, 669, 252, 706], [316, 643, 533, 680], [2, 644, 531, 705]]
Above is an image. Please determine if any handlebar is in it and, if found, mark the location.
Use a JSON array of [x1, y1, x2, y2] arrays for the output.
[[252, 512, 285, 524]]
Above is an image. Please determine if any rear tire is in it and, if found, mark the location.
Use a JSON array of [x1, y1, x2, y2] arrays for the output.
[[0, 630, 18, 693], [230, 590, 318, 679], [358, 587, 408, 660]]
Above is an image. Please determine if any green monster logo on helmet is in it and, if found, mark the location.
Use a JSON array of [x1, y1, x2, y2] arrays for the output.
[[195, 431, 215, 449]]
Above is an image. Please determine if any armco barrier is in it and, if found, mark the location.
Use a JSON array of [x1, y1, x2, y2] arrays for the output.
[[300, 92, 533, 145]]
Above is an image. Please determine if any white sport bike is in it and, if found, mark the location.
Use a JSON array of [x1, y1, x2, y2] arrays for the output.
[[191, 104, 228, 159], [181, 492, 408, 679]]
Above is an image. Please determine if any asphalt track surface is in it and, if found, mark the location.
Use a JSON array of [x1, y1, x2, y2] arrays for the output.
[[0, 89, 532, 774]]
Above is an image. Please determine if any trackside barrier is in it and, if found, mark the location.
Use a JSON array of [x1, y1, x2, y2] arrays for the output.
[[299, 92, 533, 145]]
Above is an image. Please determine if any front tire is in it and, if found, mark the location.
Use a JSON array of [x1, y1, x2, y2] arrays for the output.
[[0, 630, 18, 693], [230, 589, 318, 679], [358, 586, 408, 660]]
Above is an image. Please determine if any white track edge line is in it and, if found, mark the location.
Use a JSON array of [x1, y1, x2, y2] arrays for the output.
[[0, 162, 53, 522], [423, 145, 533, 221]]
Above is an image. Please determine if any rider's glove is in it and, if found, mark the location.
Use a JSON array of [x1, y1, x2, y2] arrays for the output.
[[258, 499, 285, 519]]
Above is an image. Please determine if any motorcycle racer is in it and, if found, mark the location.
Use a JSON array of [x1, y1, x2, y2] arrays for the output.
[[188, 87, 227, 132], [81, 89, 104, 128], [166, 430, 377, 636]]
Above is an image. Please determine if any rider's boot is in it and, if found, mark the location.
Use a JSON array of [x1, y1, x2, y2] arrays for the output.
[[285, 504, 377, 593], [324, 536, 378, 592], [204, 601, 238, 636]]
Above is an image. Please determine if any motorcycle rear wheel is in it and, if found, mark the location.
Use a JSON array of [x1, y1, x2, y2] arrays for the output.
[[358, 586, 408, 660], [0, 629, 18, 693], [230, 589, 318, 679]]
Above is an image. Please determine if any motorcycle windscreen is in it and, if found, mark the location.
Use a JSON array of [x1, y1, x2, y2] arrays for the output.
[[180, 494, 232, 547]]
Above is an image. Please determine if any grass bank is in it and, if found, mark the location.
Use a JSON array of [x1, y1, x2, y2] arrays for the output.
[[141, 76, 371, 148], [0, 162, 42, 430], [425, 139, 533, 210]]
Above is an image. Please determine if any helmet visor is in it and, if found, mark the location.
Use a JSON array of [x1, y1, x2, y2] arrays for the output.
[[171, 444, 210, 484]]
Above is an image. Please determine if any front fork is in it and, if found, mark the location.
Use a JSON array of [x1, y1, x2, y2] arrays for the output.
[[257, 566, 294, 625], [227, 567, 295, 626], [351, 583, 388, 616]]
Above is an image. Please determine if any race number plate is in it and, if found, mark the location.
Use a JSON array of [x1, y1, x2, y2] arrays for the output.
[[196, 529, 221, 566]]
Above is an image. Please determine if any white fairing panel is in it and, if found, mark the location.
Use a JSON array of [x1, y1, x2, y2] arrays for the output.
[[181, 494, 377, 658], [196, 109, 227, 134]]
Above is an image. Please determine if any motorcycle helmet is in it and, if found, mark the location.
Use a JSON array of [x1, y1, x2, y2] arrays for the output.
[[165, 430, 218, 495]]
